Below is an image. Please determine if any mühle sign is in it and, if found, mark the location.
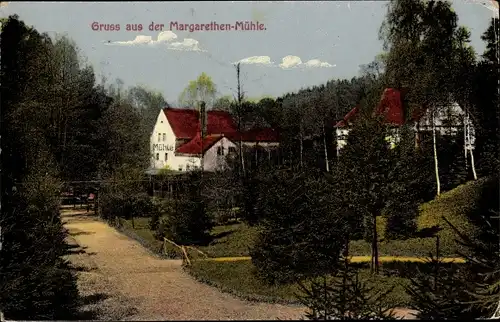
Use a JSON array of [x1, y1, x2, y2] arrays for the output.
[[153, 144, 174, 151]]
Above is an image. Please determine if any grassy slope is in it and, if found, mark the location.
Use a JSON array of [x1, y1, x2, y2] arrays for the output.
[[201, 178, 486, 258], [188, 180, 486, 305]]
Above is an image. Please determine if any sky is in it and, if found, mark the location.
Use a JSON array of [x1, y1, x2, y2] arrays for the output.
[[0, 1, 495, 105]]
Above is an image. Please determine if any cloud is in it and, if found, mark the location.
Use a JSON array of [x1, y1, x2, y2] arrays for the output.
[[279, 55, 303, 69], [303, 59, 335, 68], [168, 38, 204, 52], [235, 56, 274, 66], [105, 31, 206, 52], [235, 55, 334, 69], [279, 56, 335, 69]]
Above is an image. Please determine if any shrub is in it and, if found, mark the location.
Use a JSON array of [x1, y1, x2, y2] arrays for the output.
[[149, 197, 175, 234], [405, 255, 480, 320], [240, 169, 264, 226], [297, 257, 399, 320], [159, 171, 213, 245], [0, 170, 80, 320], [250, 168, 348, 285]]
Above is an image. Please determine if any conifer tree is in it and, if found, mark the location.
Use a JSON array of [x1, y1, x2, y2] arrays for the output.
[[250, 168, 348, 284], [297, 246, 398, 320], [162, 171, 213, 245], [384, 124, 432, 239], [406, 176, 499, 319], [0, 16, 80, 319], [445, 176, 500, 318], [336, 113, 392, 274]]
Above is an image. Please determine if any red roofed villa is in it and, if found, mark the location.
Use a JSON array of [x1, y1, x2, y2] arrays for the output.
[[149, 107, 279, 172], [334, 88, 475, 155]]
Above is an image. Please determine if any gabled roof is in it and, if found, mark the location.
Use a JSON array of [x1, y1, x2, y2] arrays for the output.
[[175, 133, 225, 155], [163, 107, 238, 139], [335, 88, 428, 128], [375, 88, 405, 125], [335, 106, 360, 128], [162, 107, 280, 156]]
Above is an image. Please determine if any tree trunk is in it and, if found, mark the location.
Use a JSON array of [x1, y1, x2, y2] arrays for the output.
[[322, 123, 329, 172], [464, 115, 468, 170], [432, 110, 441, 196], [299, 124, 304, 168], [465, 111, 478, 180], [469, 148, 477, 180], [371, 214, 379, 274], [415, 121, 421, 150], [434, 235, 440, 291], [255, 143, 258, 168]]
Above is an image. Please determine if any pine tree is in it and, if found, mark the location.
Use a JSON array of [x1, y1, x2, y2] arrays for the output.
[[297, 248, 399, 320], [405, 254, 478, 320], [471, 18, 499, 177], [384, 124, 432, 240], [407, 176, 499, 319], [0, 16, 80, 319], [240, 168, 263, 226], [250, 168, 348, 284], [336, 112, 392, 274], [444, 176, 500, 318], [162, 171, 213, 245]]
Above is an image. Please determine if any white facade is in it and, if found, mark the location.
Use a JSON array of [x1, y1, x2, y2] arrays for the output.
[[335, 103, 475, 153], [201, 137, 238, 172], [149, 110, 239, 172], [150, 109, 197, 171]]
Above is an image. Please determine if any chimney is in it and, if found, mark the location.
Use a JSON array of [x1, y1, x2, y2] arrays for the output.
[[200, 101, 207, 139]]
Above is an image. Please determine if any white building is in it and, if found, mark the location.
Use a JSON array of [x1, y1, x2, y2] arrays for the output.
[[334, 88, 475, 154], [148, 107, 279, 173]]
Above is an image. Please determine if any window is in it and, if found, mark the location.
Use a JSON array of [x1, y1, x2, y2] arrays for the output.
[[178, 165, 183, 171], [217, 146, 225, 156], [162, 133, 166, 141], [155, 153, 159, 160], [158, 133, 161, 142], [228, 147, 237, 154], [164, 153, 168, 161]]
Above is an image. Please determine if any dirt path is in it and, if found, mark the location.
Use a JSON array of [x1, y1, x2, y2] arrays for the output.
[[63, 210, 417, 320]]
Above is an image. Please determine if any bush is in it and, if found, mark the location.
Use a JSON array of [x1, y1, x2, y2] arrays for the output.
[[405, 255, 480, 320], [250, 168, 348, 285], [212, 208, 239, 225], [297, 259, 399, 320], [0, 170, 80, 320], [240, 169, 264, 226], [149, 197, 175, 234], [100, 191, 152, 224], [159, 171, 213, 245]]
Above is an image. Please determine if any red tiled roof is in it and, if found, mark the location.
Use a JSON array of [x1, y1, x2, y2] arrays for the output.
[[164, 108, 238, 139], [164, 107, 280, 147], [335, 88, 427, 128], [375, 88, 404, 125], [335, 106, 360, 128], [175, 133, 224, 155]]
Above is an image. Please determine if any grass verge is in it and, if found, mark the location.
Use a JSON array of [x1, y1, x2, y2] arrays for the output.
[[186, 260, 412, 306], [118, 217, 182, 259]]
